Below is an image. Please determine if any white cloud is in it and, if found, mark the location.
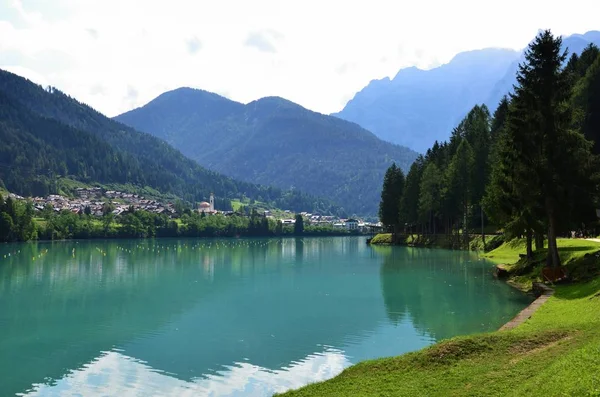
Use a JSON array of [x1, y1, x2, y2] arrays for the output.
[[0, 0, 598, 117], [244, 30, 283, 53], [186, 36, 203, 54]]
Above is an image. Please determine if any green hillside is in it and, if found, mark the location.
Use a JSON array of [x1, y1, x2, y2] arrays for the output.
[[116, 90, 418, 215], [0, 70, 342, 215]]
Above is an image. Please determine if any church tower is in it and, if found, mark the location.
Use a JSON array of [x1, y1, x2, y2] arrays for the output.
[[209, 193, 214, 212]]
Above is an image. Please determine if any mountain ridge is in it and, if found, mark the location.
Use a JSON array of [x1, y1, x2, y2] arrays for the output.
[[115, 89, 418, 215], [0, 69, 343, 215], [333, 30, 600, 152]]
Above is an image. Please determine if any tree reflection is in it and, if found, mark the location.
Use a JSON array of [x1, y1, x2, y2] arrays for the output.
[[378, 246, 532, 341]]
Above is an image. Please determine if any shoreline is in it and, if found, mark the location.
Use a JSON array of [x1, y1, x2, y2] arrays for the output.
[[281, 238, 600, 395], [499, 283, 554, 331], [0, 232, 367, 245], [369, 234, 559, 341]]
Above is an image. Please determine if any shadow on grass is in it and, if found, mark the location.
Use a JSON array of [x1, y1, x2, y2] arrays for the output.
[[554, 277, 600, 300], [559, 246, 600, 253]]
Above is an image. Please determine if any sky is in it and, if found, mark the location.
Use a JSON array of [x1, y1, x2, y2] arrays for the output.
[[1, 0, 598, 117]]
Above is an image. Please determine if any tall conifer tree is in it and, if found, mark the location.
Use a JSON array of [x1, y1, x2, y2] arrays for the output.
[[379, 163, 405, 230], [501, 30, 598, 267]]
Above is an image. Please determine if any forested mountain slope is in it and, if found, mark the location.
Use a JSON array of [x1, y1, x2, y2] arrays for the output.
[[117, 91, 418, 215], [0, 70, 342, 215]]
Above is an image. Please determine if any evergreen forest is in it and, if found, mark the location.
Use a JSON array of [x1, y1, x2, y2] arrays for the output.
[[378, 30, 600, 268]]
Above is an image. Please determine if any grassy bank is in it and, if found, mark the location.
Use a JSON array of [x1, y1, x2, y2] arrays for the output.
[[369, 233, 394, 244], [279, 239, 600, 397], [484, 238, 600, 291], [369, 232, 504, 251]]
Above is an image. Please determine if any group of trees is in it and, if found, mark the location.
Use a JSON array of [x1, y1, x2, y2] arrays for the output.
[[378, 103, 492, 245], [0, 195, 351, 243], [379, 30, 600, 267], [0, 194, 36, 242]]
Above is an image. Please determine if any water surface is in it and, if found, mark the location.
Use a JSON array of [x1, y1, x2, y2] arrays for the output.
[[0, 237, 532, 396]]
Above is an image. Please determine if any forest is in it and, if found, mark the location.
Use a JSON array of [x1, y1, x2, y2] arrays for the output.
[[378, 30, 600, 268]]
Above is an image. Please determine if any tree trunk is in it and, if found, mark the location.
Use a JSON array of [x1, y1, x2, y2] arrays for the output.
[[545, 198, 561, 268], [526, 229, 533, 259], [463, 202, 468, 248], [429, 212, 432, 237], [480, 206, 485, 248], [535, 233, 544, 251]]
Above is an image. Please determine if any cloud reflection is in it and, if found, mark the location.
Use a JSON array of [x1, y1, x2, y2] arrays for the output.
[[20, 347, 351, 397]]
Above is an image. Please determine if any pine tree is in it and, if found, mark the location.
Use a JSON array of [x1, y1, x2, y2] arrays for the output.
[[378, 163, 405, 231], [294, 214, 304, 235], [573, 51, 600, 155], [399, 157, 424, 235], [445, 139, 474, 245], [504, 30, 598, 267], [419, 163, 442, 235], [491, 96, 509, 143]]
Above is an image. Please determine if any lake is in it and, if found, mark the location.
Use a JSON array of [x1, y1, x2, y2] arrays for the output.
[[0, 237, 532, 396]]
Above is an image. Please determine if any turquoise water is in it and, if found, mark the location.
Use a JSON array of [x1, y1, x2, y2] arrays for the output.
[[0, 237, 532, 396]]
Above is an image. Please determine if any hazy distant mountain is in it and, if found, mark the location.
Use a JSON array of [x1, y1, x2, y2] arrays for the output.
[[0, 70, 343, 215], [485, 31, 600, 114], [116, 90, 418, 215], [333, 31, 600, 152]]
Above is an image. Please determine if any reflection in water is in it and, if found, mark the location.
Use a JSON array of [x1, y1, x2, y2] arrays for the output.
[[22, 348, 351, 397], [377, 245, 531, 340], [0, 238, 532, 396]]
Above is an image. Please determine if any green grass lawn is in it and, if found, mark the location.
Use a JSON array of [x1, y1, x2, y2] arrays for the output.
[[279, 238, 600, 397], [484, 238, 600, 291], [484, 238, 600, 265], [369, 233, 393, 244]]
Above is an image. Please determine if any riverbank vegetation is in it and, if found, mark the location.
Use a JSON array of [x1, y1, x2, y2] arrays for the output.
[[377, 30, 600, 271], [485, 238, 600, 291], [0, 194, 354, 242]]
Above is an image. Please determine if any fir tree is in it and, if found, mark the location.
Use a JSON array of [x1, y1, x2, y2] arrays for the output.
[[504, 30, 597, 267], [446, 139, 474, 244], [378, 163, 405, 230], [294, 214, 304, 235], [399, 156, 425, 233], [419, 163, 442, 235]]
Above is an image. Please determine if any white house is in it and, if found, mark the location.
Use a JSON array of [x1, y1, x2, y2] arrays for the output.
[[345, 219, 359, 230]]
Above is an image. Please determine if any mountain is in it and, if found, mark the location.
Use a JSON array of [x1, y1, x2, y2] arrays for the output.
[[116, 90, 419, 215], [485, 31, 600, 114], [332, 48, 520, 152], [333, 30, 600, 152], [0, 70, 342, 215]]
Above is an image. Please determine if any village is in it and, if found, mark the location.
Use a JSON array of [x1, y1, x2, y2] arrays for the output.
[[6, 187, 178, 217], [4, 188, 380, 232]]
